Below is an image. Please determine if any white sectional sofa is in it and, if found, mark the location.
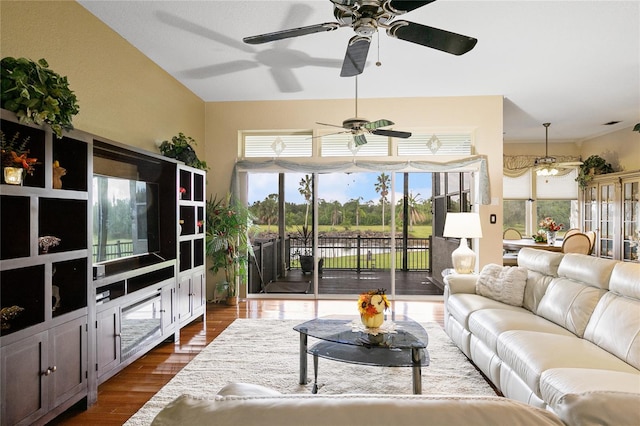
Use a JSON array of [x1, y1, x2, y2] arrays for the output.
[[444, 248, 640, 425], [151, 382, 564, 426]]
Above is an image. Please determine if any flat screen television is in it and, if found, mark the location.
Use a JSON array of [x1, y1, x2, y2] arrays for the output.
[[92, 175, 160, 266]]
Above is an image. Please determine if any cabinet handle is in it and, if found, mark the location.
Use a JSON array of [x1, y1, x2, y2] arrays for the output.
[[42, 368, 52, 376], [159, 309, 166, 313], [115, 333, 121, 337], [50, 366, 57, 373]]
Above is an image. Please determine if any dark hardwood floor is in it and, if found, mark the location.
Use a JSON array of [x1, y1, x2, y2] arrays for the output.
[[52, 299, 445, 425]]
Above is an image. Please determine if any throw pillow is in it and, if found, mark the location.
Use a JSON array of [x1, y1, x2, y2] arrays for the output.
[[476, 264, 528, 306]]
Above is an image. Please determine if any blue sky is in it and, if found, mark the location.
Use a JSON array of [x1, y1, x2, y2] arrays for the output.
[[247, 172, 432, 205]]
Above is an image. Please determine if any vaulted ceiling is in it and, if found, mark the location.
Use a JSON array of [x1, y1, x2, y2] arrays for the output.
[[79, 1, 639, 143]]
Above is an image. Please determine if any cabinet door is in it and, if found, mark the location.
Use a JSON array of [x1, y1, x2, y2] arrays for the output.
[[96, 307, 119, 382], [192, 272, 205, 313], [0, 331, 49, 426], [177, 275, 192, 323], [161, 284, 176, 335], [50, 317, 88, 408]]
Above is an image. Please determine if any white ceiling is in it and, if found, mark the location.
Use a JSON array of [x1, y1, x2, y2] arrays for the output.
[[78, 0, 639, 142]]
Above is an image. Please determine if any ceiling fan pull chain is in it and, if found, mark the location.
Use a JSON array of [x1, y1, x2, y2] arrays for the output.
[[376, 31, 382, 67]]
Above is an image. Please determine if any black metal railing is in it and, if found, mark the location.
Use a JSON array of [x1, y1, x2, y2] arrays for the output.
[[249, 235, 431, 293], [92, 240, 134, 263]]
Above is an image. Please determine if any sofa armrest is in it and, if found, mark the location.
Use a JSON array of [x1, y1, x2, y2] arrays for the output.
[[444, 274, 478, 295]]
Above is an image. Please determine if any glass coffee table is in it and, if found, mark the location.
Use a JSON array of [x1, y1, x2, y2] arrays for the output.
[[293, 315, 429, 394]]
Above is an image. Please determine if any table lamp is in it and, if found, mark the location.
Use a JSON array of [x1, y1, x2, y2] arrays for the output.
[[443, 212, 483, 274]]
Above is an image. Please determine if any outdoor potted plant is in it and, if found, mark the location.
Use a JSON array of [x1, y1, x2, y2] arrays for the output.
[[0, 57, 79, 138], [1, 130, 38, 185], [576, 155, 614, 189], [206, 194, 255, 305], [295, 225, 323, 275], [158, 133, 208, 170]]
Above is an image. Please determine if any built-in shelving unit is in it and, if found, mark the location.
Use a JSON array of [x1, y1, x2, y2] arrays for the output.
[[0, 112, 91, 426], [0, 109, 207, 425], [176, 165, 206, 328]]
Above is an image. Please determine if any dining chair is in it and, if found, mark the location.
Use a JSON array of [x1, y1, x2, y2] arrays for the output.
[[502, 228, 522, 266], [503, 228, 522, 240], [561, 233, 592, 255], [564, 228, 580, 238], [584, 231, 597, 254]]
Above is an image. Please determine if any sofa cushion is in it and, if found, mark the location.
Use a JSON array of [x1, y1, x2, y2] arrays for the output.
[[476, 264, 528, 306], [557, 253, 617, 290], [446, 293, 527, 330], [517, 248, 563, 276], [540, 368, 640, 426], [583, 262, 640, 370], [469, 309, 574, 353], [151, 393, 566, 426], [517, 248, 563, 313], [497, 331, 640, 397], [536, 277, 606, 337]]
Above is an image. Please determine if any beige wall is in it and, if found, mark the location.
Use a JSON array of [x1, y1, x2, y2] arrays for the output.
[[205, 95, 505, 280], [580, 126, 640, 172], [0, 1, 205, 152], [505, 125, 640, 173]]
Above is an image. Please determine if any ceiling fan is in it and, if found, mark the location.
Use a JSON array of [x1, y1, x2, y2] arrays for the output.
[[316, 76, 411, 146], [534, 123, 583, 176], [243, 0, 478, 77]]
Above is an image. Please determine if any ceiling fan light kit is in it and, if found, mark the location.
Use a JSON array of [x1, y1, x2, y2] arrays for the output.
[[534, 122, 582, 176], [243, 0, 477, 78]]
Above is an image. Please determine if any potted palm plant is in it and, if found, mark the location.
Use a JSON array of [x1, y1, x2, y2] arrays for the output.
[[206, 194, 255, 305]]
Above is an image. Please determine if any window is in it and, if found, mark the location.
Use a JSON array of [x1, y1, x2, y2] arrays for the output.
[[433, 172, 472, 238], [243, 133, 312, 158], [503, 168, 579, 236]]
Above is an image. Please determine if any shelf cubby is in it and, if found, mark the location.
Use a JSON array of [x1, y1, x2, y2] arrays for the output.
[[0, 119, 46, 188], [52, 258, 88, 317], [194, 239, 204, 267], [179, 241, 191, 272], [0, 265, 45, 336], [38, 198, 88, 254], [52, 136, 88, 191], [0, 195, 31, 260]]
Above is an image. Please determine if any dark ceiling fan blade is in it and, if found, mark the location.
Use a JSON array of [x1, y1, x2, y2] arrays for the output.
[[387, 21, 477, 55], [340, 36, 370, 77], [386, 0, 437, 14], [364, 119, 394, 130], [243, 22, 342, 44], [354, 134, 368, 146], [372, 129, 412, 138]]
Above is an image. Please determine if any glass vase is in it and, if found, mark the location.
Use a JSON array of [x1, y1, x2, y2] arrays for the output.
[[546, 231, 557, 245]]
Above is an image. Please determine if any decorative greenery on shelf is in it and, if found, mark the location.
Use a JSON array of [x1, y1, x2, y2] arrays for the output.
[[158, 133, 208, 170], [206, 194, 256, 301], [0, 57, 79, 138], [0, 130, 38, 175], [576, 155, 614, 189]]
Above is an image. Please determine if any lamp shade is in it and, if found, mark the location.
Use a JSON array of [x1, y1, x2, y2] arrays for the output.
[[443, 213, 483, 274], [443, 213, 483, 239]]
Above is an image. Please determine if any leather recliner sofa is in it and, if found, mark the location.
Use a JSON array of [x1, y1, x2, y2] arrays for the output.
[[444, 248, 640, 425]]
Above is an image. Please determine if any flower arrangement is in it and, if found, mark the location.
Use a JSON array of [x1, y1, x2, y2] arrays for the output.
[[358, 289, 390, 318], [179, 187, 186, 194], [1, 130, 38, 175], [538, 217, 563, 232], [532, 230, 547, 243]]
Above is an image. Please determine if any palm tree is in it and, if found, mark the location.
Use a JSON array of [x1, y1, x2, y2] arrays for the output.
[[331, 200, 342, 227], [257, 193, 278, 232], [374, 173, 390, 231], [399, 192, 426, 231], [298, 174, 312, 230]]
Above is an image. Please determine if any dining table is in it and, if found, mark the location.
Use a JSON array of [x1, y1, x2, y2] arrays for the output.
[[503, 238, 563, 253]]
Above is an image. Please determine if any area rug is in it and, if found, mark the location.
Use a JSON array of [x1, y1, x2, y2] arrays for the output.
[[125, 319, 496, 425]]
